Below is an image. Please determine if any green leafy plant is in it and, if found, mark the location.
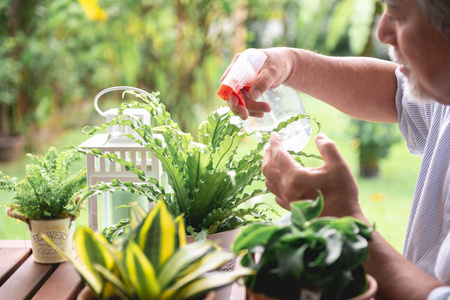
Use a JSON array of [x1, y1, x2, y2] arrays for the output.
[[44, 200, 253, 300], [232, 192, 373, 300], [0, 147, 86, 220], [75, 91, 319, 238]]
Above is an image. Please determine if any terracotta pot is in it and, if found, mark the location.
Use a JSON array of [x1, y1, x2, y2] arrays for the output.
[[77, 286, 215, 300], [77, 286, 98, 300], [246, 290, 279, 300], [247, 274, 378, 300], [347, 275, 378, 300]]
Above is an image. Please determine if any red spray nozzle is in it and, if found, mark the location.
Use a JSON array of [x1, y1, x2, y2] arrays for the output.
[[217, 84, 246, 107], [217, 49, 267, 108]]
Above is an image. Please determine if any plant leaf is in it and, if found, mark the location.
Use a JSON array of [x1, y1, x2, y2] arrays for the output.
[[129, 201, 147, 229], [75, 228, 116, 289], [163, 251, 235, 297], [232, 224, 280, 252], [322, 228, 343, 265], [174, 215, 187, 247], [93, 264, 131, 297], [277, 243, 307, 281], [339, 234, 370, 270], [197, 107, 240, 149], [291, 191, 324, 227], [172, 268, 254, 300], [157, 241, 215, 289], [137, 200, 177, 269], [211, 132, 242, 172], [125, 241, 160, 299]]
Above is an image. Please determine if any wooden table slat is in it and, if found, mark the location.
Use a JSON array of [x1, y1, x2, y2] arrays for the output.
[[0, 255, 56, 300], [0, 240, 246, 299], [0, 247, 32, 287], [0, 240, 32, 248], [32, 262, 84, 300]]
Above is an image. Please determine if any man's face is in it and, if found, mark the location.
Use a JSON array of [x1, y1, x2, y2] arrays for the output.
[[377, 0, 450, 104]]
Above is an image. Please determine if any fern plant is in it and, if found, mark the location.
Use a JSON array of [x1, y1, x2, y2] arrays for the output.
[[0, 147, 86, 220], [75, 91, 319, 238]]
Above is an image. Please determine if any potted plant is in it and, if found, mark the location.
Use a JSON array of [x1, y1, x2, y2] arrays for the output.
[[75, 90, 320, 240], [44, 200, 254, 300], [74, 89, 319, 299], [0, 147, 87, 263], [232, 192, 376, 300], [350, 120, 401, 178]]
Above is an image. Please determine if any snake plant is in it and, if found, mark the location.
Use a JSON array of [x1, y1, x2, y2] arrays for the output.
[[44, 200, 253, 300], [232, 192, 373, 300], [75, 90, 319, 238]]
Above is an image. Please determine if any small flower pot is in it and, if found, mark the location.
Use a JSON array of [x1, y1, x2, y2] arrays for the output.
[[347, 275, 378, 300], [186, 226, 242, 300], [186, 226, 242, 271], [6, 196, 83, 264], [28, 217, 75, 264], [246, 274, 378, 300], [77, 286, 216, 300]]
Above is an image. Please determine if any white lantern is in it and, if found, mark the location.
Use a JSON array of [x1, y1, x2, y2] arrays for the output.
[[79, 86, 166, 231]]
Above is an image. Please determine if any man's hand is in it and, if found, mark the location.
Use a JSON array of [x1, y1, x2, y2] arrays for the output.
[[262, 132, 361, 218], [220, 48, 295, 120]]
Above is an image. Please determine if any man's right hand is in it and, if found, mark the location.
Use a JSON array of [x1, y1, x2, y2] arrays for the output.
[[220, 47, 296, 120]]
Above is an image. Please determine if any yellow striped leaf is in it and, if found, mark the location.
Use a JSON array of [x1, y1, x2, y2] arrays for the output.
[[158, 201, 176, 266], [175, 215, 186, 248], [129, 202, 147, 229], [137, 200, 177, 269], [173, 268, 254, 300], [163, 251, 235, 295], [125, 241, 161, 299], [93, 264, 131, 297], [158, 241, 214, 289], [75, 228, 115, 289]]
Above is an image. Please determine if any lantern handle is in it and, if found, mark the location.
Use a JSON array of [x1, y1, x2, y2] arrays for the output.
[[94, 86, 155, 117]]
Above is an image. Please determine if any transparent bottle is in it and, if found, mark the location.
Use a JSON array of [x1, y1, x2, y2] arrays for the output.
[[242, 85, 311, 152], [217, 48, 311, 151]]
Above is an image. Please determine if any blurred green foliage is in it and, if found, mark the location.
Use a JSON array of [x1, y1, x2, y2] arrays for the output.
[[0, 0, 381, 143], [350, 119, 402, 177], [246, 0, 380, 55]]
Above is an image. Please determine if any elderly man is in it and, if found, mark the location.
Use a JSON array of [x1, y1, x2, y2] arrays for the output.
[[222, 0, 450, 299]]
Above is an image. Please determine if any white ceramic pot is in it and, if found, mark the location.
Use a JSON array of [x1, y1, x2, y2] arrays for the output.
[[28, 217, 75, 264], [186, 227, 242, 300]]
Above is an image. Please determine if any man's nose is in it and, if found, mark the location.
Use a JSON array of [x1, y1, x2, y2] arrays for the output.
[[377, 13, 397, 46]]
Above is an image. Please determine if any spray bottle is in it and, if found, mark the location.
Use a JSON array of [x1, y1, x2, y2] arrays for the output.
[[217, 49, 311, 152]]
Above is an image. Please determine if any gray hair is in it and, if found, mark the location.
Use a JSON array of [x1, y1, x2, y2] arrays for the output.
[[415, 0, 450, 38]]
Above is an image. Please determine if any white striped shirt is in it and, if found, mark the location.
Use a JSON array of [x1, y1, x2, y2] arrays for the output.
[[394, 68, 450, 299]]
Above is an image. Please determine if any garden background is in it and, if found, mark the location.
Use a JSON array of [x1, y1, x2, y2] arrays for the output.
[[0, 0, 421, 252]]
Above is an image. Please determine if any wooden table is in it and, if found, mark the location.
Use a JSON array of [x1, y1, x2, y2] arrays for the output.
[[0, 240, 246, 300], [0, 240, 84, 300]]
